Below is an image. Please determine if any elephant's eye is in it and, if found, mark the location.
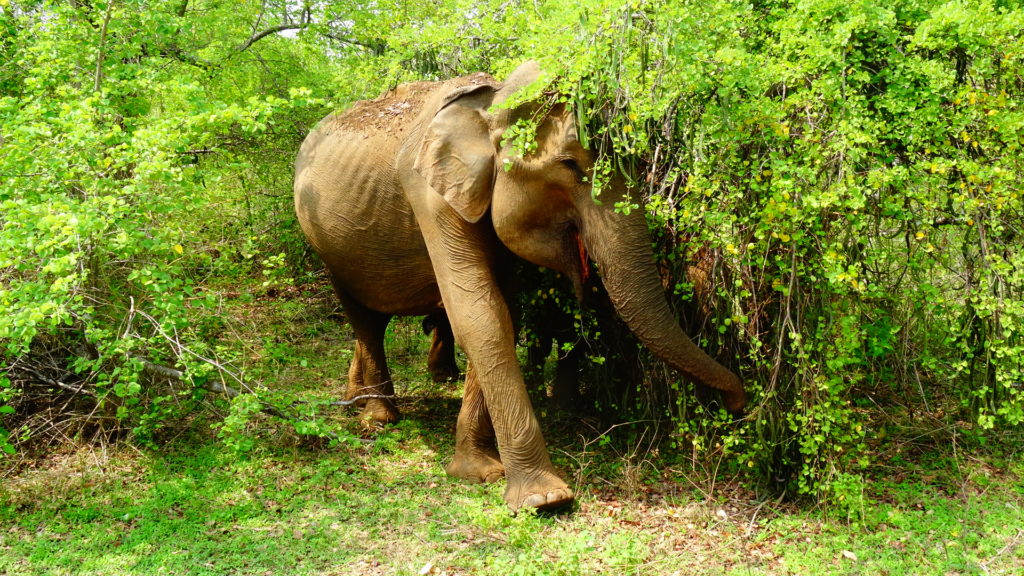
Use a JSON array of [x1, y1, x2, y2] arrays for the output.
[[559, 158, 588, 183]]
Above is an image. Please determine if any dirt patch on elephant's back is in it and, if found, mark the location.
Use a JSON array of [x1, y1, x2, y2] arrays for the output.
[[330, 81, 434, 135], [324, 72, 498, 138]]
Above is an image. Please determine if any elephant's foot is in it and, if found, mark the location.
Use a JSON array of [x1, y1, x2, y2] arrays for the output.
[[446, 447, 504, 484], [429, 366, 461, 384], [504, 470, 574, 512], [359, 398, 400, 424]]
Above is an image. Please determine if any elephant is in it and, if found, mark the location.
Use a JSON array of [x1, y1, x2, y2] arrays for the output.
[[419, 267, 594, 410], [293, 61, 746, 511], [422, 309, 460, 383], [343, 308, 460, 415]]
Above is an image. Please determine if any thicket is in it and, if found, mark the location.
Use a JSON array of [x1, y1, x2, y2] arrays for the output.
[[2, 0, 1023, 509]]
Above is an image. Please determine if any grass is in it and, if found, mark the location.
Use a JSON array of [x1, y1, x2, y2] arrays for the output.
[[2, 280, 1023, 575]]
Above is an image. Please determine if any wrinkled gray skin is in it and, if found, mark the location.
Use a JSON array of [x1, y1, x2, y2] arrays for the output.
[[294, 61, 746, 511]]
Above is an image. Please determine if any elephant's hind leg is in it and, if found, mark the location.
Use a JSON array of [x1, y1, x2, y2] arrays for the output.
[[425, 310, 460, 383], [336, 291, 400, 424], [446, 364, 504, 483]]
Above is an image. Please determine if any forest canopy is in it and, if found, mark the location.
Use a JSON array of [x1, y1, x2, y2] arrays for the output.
[[2, 0, 1023, 505]]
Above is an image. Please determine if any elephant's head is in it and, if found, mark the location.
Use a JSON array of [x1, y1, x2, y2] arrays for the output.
[[414, 61, 746, 413]]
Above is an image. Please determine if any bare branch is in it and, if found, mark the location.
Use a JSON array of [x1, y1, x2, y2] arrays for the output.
[[329, 394, 396, 407], [238, 23, 310, 52], [136, 356, 389, 408], [93, 1, 113, 93], [12, 363, 93, 397], [133, 308, 253, 393]]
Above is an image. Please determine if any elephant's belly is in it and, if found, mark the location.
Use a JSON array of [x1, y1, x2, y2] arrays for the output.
[[308, 192, 442, 315], [321, 241, 443, 316]]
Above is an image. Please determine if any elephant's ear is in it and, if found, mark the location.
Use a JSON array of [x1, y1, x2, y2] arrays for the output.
[[414, 84, 496, 224]]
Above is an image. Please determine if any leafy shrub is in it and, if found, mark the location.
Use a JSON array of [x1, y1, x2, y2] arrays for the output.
[[375, 0, 1024, 504], [0, 2, 332, 451]]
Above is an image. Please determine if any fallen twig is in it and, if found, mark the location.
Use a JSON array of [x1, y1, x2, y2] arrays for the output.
[[11, 362, 93, 397], [135, 357, 388, 441]]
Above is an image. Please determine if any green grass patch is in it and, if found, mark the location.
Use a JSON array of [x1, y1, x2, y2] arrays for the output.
[[2, 412, 1022, 575], [2, 286, 1023, 575]]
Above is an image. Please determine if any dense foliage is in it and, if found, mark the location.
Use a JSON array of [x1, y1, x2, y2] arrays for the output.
[[2, 0, 1022, 508]]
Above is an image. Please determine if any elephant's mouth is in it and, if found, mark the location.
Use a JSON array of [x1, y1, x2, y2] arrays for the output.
[[574, 229, 590, 285], [565, 224, 592, 302]]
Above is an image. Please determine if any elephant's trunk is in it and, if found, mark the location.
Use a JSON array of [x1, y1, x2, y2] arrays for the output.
[[578, 188, 746, 413]]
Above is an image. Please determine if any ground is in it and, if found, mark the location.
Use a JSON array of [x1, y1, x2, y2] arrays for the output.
[[1, 281, 1023, 575]]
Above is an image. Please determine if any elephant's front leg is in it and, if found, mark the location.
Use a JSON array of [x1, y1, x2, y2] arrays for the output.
[[440, 269, 572, 509], [447, 322, 572, 510], [414, 201, 573, 511], [445, 363, 504, 484]]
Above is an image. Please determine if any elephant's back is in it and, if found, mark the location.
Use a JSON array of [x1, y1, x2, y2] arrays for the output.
[[317, 81, 438, 141], [293, 79, 448, 213]]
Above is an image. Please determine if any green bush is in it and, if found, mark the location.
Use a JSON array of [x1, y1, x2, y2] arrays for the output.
[[0, 2, 332, 450]]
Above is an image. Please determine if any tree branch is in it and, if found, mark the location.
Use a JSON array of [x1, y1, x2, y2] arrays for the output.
[[135, 356, 242, 398], [12, 363, 93, 397], [322, 32, 381, 52], [135, 357, 386, 440], [237, 23, 311, 52], [157, 44, 217, 71], [93, 1, 113, 93]]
